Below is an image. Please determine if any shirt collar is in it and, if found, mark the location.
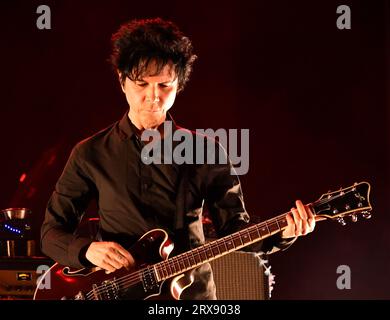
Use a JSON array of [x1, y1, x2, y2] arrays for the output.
[[118, 110, 178, 141]]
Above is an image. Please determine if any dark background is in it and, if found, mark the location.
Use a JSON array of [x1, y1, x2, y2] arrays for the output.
[[0, 0, 388, 299]]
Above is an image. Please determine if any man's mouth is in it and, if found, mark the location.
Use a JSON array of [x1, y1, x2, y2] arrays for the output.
[[144, 108, 163, 113]]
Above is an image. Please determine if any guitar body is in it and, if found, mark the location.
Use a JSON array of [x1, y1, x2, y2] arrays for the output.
[[34, 229, 193, 300]]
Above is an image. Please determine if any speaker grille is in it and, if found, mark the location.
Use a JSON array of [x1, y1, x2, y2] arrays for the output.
[[210, 251, 270, 300]]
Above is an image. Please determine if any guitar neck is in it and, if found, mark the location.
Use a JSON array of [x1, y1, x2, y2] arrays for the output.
[[154, 212, 290, 281], [153, 180, 373, 282]]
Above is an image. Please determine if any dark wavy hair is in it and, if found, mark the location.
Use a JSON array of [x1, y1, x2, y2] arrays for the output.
[[110, 18, 197, 92]]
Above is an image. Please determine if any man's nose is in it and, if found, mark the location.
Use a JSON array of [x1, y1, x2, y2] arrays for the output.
[[146, 85, 160, 103]]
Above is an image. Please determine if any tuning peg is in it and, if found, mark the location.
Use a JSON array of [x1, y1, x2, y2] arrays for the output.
[[351, 214, 358, 222], [362, 211, 372, 219], [337, 217, 346, 226]]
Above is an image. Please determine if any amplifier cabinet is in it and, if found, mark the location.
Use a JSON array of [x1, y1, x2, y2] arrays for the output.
[[210, 251, 272, 300], [0, 257, 53, 299]]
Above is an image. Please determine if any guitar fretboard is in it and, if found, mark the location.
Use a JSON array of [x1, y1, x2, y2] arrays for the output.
[[154, 214, 289, 281]]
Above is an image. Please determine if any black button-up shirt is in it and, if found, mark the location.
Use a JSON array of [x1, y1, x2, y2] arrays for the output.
[[41, 111, 293, 299]]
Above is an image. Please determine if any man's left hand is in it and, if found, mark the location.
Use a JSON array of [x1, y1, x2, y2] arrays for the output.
[[281, 200, 316, 239]]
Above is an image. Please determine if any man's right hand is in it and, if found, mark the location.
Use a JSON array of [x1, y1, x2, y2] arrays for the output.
[[85, 241, 135, 273]]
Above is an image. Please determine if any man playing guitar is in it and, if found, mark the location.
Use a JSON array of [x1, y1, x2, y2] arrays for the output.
[[39, 17, 315, 300]]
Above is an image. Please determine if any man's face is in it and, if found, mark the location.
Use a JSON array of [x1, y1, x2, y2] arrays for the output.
[[121, 61, 178, 130]]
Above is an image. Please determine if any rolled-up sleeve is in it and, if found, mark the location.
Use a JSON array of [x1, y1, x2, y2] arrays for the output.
[[41, 145, 95, 268]]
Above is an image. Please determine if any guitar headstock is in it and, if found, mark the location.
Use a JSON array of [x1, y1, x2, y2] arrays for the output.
[[312, 181, 372, 225]]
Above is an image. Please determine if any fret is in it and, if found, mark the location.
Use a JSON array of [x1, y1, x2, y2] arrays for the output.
[[185, 253, 192, 268], [211, 243, 220, 256], [216, 242, 222, 254], [193, 249, 202, 264], [165, 262, 172, 276], [265, 222, 271, 234], [233, 234, 243, 247], [156, 264, 163, 279], [157, 264, 163, 279], [249, 228, 260, 241], [218, 241, 227, 254], [200, 248, 208, 261], [206, 244, 214, 259], [161, 264, 168, 278], [222, 239, 228, 252], [177, 258, 183, 272], [153, 265, 160, 282], [171, 257, 179, 274], [188, 251, 196, 266], [267, 220, 280, 233], [225, 235, 235, 250], [239, 229, 251, 245], [254, 226, 262, 239], [278, 217, 288, 228], [178, 256, 186, 271], [247, 228, 253, 241], [257, 224, 270, 237], [168, 259, 175, 275]]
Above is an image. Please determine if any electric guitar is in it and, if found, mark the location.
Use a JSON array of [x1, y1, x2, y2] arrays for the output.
[[33, 181, 372, 300]]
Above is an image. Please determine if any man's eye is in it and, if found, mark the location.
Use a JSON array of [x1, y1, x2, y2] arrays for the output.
[[159, 84, 169, 88], [137, 83, 147, 87]]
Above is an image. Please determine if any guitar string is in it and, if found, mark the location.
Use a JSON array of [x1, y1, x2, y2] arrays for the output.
[[84, 214, 289, 299], [85, 193, 363, 299]]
